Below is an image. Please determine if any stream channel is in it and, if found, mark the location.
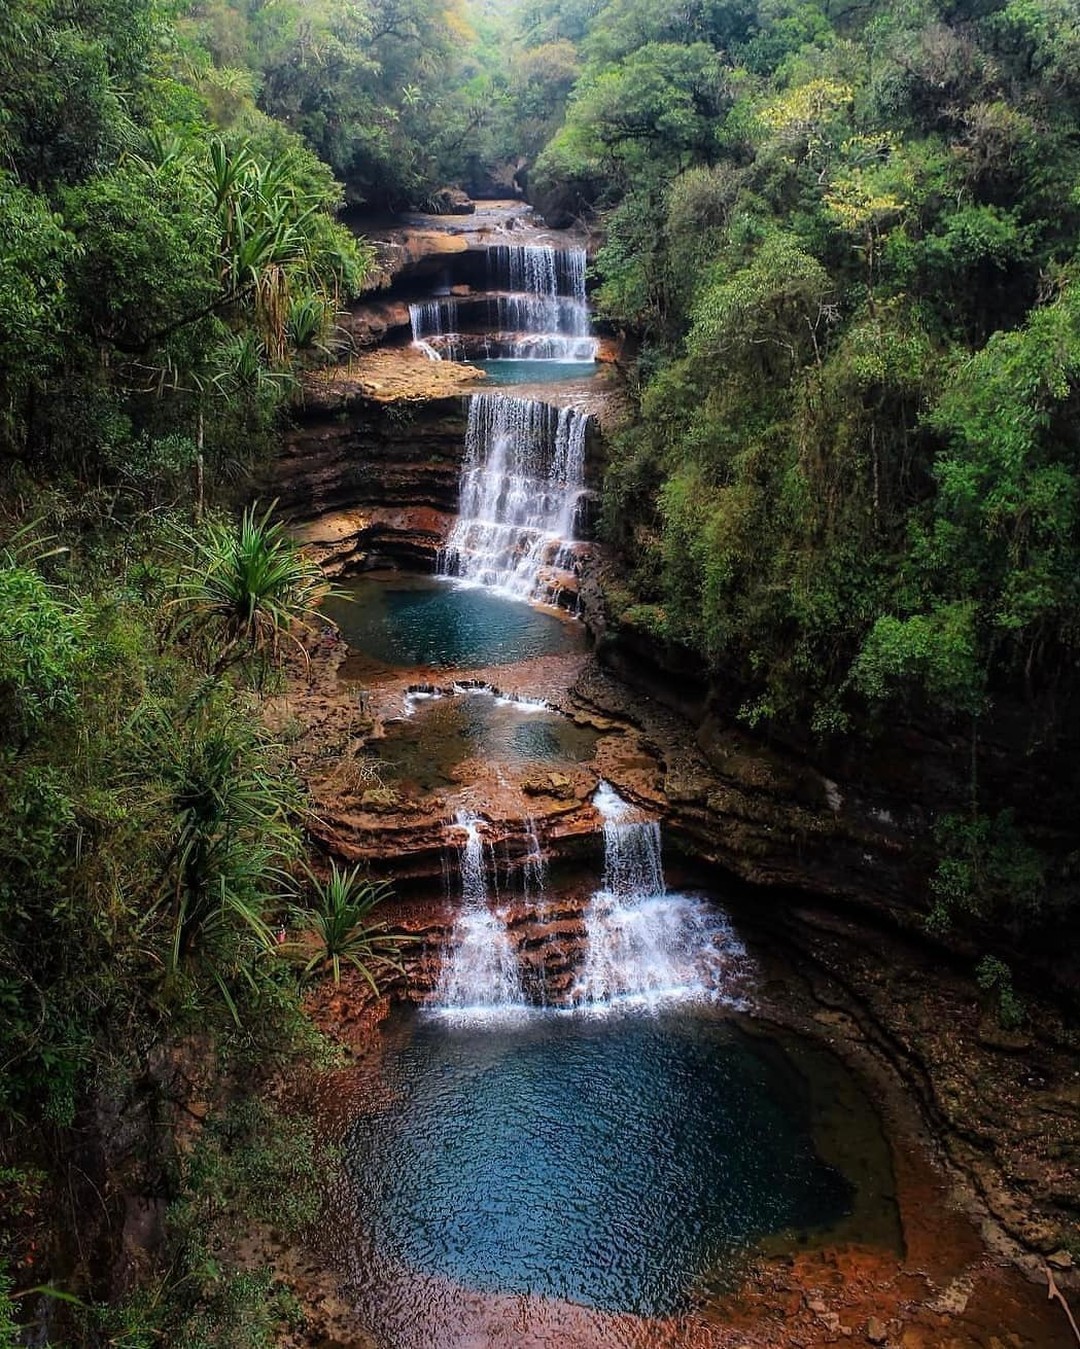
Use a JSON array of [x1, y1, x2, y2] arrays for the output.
[[292, 206, 1071, 1349]]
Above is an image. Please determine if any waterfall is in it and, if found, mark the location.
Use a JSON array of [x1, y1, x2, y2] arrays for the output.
[[572, 783, 750, 1010], [430, 795, 749, 1017], [409, 299, 459, 362], [433, 812, 524, 1018], [521, 815, 547, 903], [593, 779, 666, 898], [408, 243, 598, 363], [439, 393, 589, 602], [486, 244, 597, 363]]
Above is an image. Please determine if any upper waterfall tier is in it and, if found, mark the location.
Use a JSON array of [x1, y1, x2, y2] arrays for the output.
[[439, 393, 589, 605], [410, 244, 598, 364]]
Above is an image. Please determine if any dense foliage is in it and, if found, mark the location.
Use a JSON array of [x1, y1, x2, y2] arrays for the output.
[[527, 0, 1080, 727], [520, 0, 1080, 941], [180, 0, 493, 205], [0, 511, 349, 1341], [0, 0, 372, 495], [0, 0, 391, 1340]]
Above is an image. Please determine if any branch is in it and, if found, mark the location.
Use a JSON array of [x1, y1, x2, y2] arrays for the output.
[[1047, 1267, 1080, 1347]]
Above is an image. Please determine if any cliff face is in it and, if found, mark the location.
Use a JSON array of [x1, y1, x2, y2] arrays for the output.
[[267, 387, 470, 568], [576, 559, 1080, 1000]]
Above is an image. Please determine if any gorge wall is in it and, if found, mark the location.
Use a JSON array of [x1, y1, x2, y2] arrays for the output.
[[269, 210, 987, 943]]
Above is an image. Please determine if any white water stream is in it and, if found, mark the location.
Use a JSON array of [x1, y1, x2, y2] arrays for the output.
[[570, 783, 748, 1011], [433, 812, 524, 1018], [439, 393, 589, 603]]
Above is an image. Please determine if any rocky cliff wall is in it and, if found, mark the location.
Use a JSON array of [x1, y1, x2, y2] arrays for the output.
[[266, 389, 469, 569]]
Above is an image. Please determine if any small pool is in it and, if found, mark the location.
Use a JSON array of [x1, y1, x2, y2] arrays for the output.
[[321, 573, 586, 671], [328, 1005, 900, 1344], [477, 359, 602, 386], [374, 690, 599, 793]]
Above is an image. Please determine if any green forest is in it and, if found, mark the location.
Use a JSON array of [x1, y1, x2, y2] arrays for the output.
[[2, 0, 1080, 1340]]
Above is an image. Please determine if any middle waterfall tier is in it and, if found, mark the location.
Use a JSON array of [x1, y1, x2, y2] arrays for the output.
[[439, 393, 589, 604], [409, 244, 598, 363]]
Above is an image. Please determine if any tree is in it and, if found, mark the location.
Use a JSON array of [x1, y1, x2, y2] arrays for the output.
[[689, 232, 832, 376], [534, 41, 729, 205]]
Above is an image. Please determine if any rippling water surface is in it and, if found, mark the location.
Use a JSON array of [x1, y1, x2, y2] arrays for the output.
[[322, 573, 584, 669], [372, 691, 599, 791], [477, 358, 604, 385], [329, 1005, 900, 1346]]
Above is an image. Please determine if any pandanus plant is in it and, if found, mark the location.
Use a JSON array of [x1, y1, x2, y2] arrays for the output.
[[286, 293, 335, 356], [291, 864, 406, 991], [199, 137, 347, 363], [135, 700, 302, 1021], [170, 503, 332, 676]]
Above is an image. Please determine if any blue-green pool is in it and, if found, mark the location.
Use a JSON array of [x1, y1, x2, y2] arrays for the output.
[[335, 1006, 899, 1328], [477, 358, 602, 385], [321, 573, 586, 671]]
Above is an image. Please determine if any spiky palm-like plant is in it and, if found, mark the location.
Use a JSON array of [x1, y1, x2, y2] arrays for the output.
[[136, 700, 302, 1020], [172, 503, 332, 675], [292, 865, 404, 991], [286, 293, 334, 355]]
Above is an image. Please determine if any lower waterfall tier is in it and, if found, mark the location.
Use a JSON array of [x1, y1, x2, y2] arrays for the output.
[[430, 787, 754, 1018]]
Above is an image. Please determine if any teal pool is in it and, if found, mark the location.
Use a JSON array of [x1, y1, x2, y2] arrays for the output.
[[332, 1003, 900, 1338], [477, 358, 602, 385], [321, 573, 586, 671]]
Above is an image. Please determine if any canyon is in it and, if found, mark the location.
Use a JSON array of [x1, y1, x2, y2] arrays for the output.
[[264, 201, 1078, 1349]]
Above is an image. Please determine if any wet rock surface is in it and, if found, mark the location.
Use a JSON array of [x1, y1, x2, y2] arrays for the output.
[[266, 626, 608, 888]]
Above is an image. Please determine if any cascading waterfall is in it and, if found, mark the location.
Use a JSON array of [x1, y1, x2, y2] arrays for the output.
[[433, 812, 523, 1017], [485, 244, 596, 363], [439, 393, 589, 602], [571, 782, 750, 1010], [407, 241, 597, 363], [431, 787, 748, 1017]]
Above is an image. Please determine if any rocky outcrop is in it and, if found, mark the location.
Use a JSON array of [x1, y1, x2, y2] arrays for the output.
[[296, 351, 485, 409], [334, 298, 413, 349], [267, 386, 470, 566], [290, 506, 454, 574], [351, 221, 470, 292]]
